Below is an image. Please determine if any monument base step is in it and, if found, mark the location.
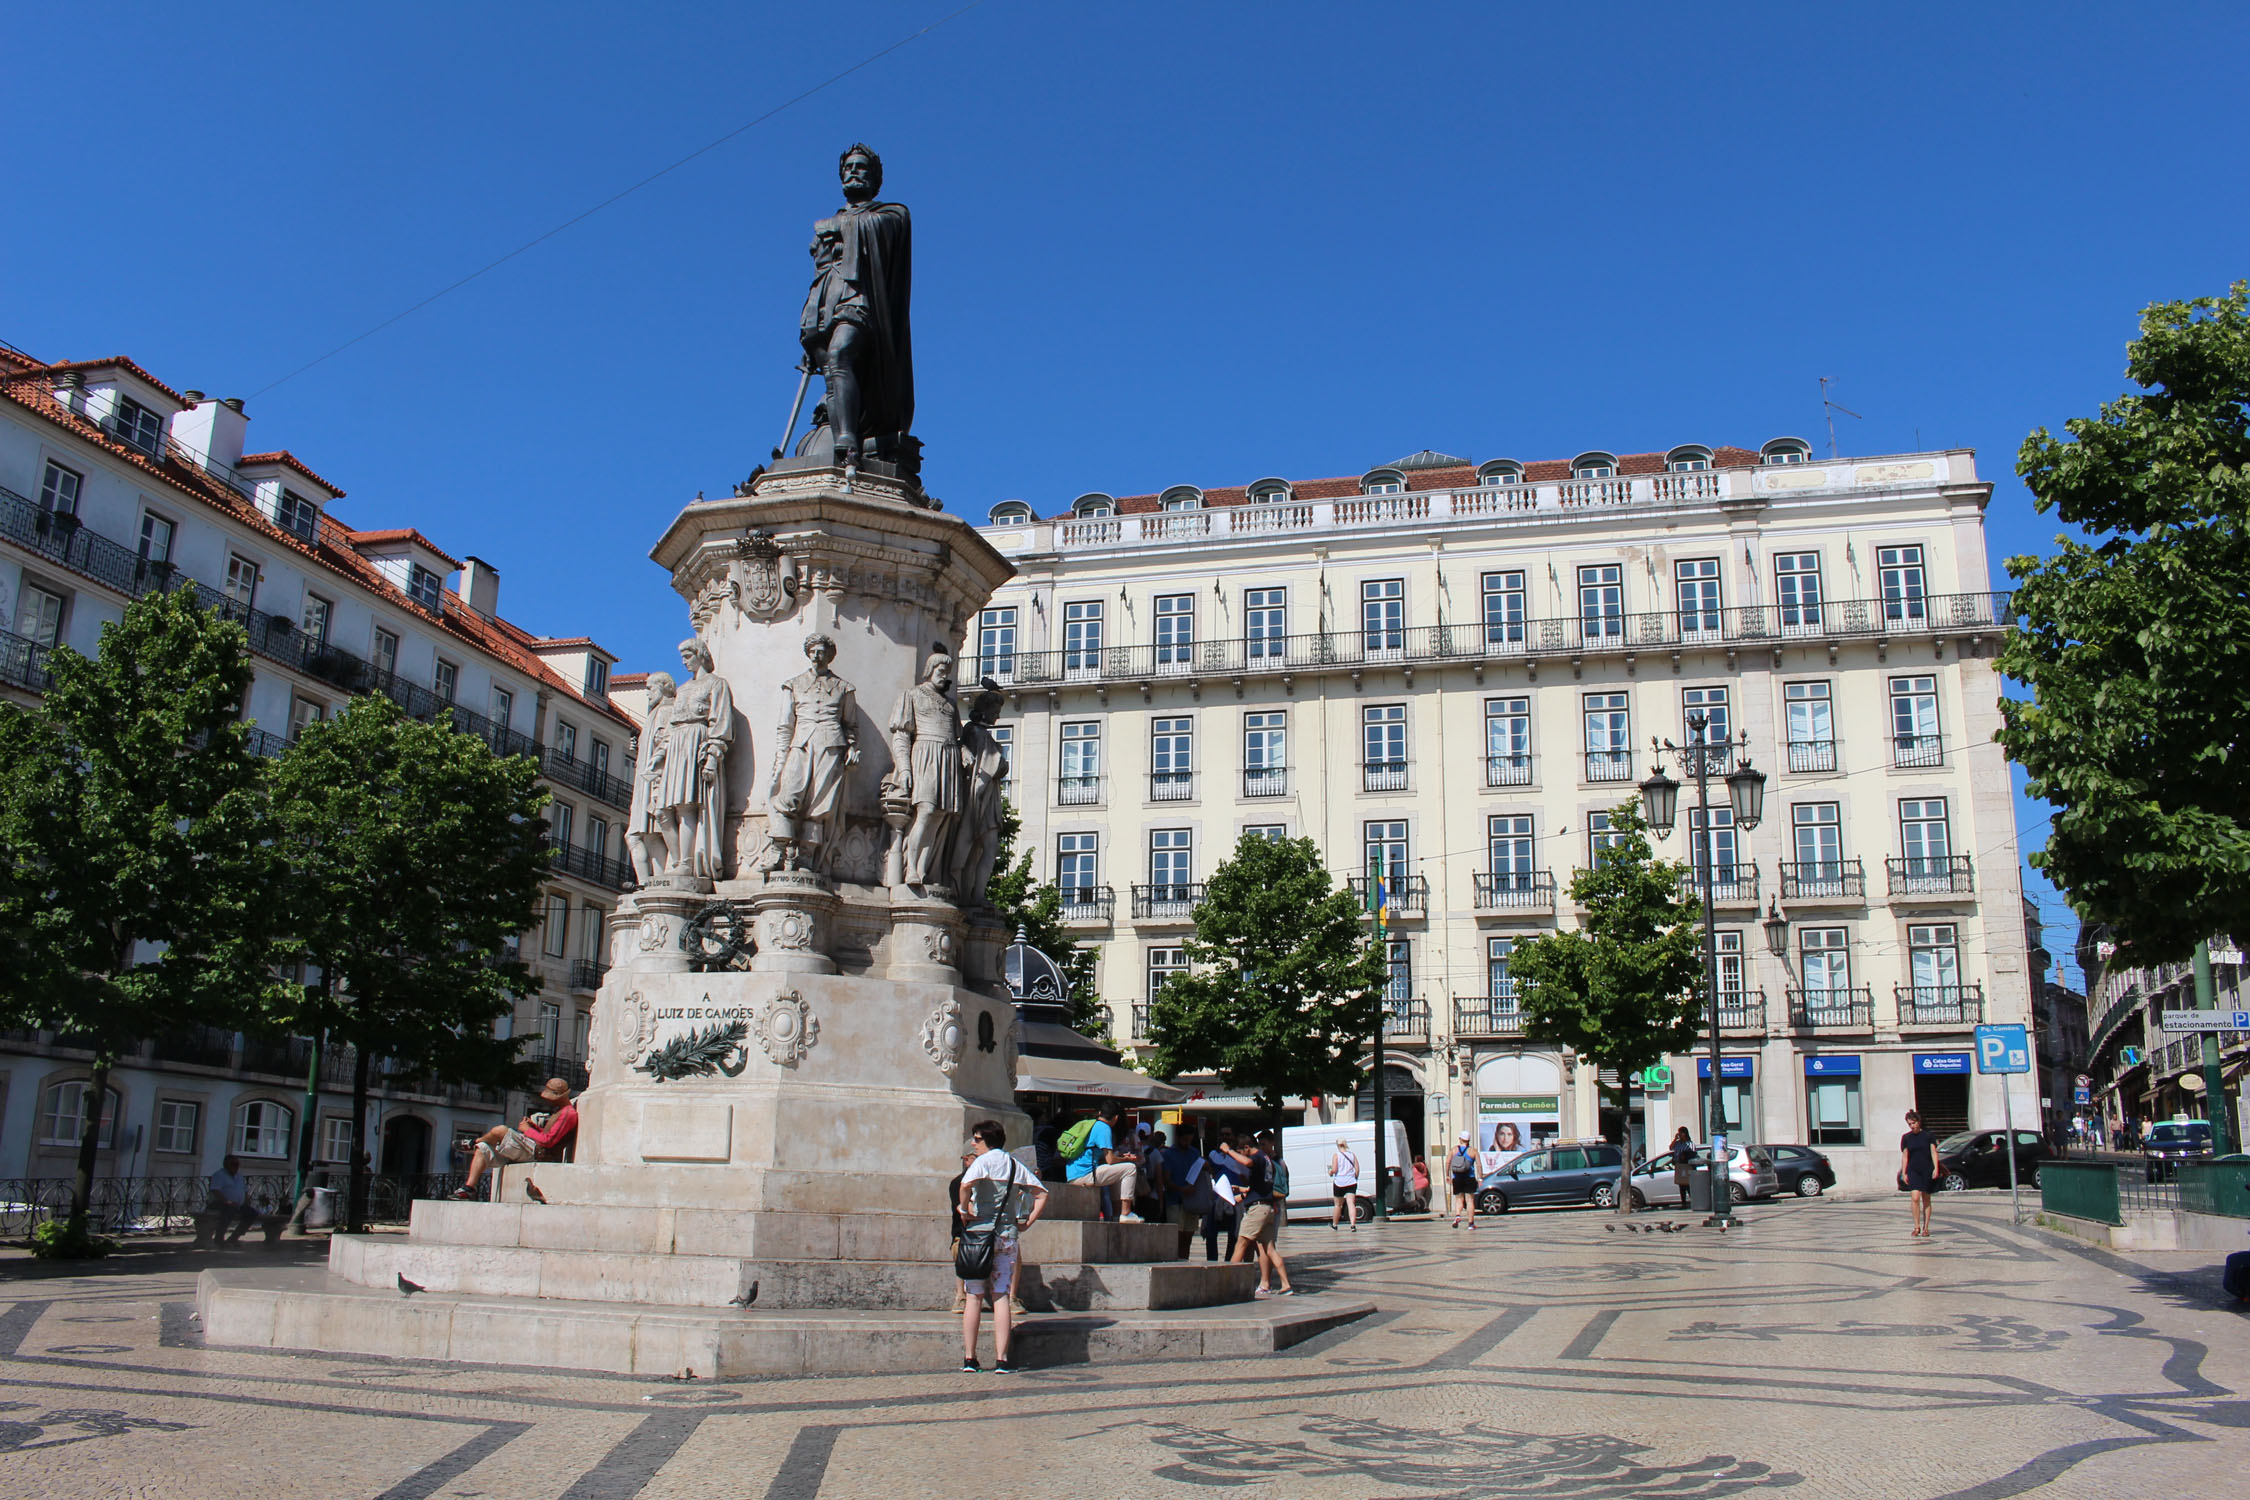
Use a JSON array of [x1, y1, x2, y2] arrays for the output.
[[331, 1233, 1251, 1311], [197, 1265, 1371, 1376]]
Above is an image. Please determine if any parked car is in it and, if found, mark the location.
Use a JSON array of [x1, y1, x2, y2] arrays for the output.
[[1623, 1145, 1779, 1208], [1934, 1129, 2050, 1190], [2143, 1120, 2216, 1182], [1475, 1142, 1629, 1212], [1764, 1144, 1838, 1198]]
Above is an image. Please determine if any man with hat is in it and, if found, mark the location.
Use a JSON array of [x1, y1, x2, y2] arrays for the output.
[[456, 1079, 578, 1199]]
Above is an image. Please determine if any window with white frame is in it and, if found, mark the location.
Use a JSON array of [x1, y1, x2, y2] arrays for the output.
[[1676, 558, 1722, 636], [154, 1098, 200, 1155], [1908, 923, 1963, 1002], [1878, 544, 1927, 622], [289, 697, 327, 740], [1362, 703, 1407, 789], [16, 584, 65, 648], [300, 593, 332, 645], [1785, 681, 1834, 771], [1487, 937, 1518, 1011], [111, 395, 163, 455], [490, 685, 514, 729], [1384, 937, 1413, 1004], [373, 628, 399, 678], [1243, 824, 1287, 842], [1890, 675, 1940, 763], [407, 563, 444, 613], [1775, 552, 1822, 629], [585, 658, 609, 697], [1588, 811, 1626, 865], [1799, 927, 1851, 995], [1057, 833, 1099, 905], [1715, 929, 1746, 999], [1059, 721, 1101, 802], [231, 1099, 294, 1158], [138, 511, 175, 565], [1899, 798, 1952, 872], [1149, 829, 1192, 892], [552, 802, 575, 852], [587, 817, 610, 860], [1151, 716, 1193, 798], [556, 721, 578, 762], [1365, 820, 1408, 887], [1578, 564, 1623, 639], [1792, 802, 1844, 887], [319, 1116, 355, 1164], [38, 460, 82, 515], [1683, 685, 1729, 774], [591, 739, 610, 780], [1145, 947, 1189, 1027], [1487, 815, 1534, 890], [223, 553, 259, 614], [1154, 594, 1195, 668], [542, 894, 569, 958], [1481, 570, 1525, 645], [1243, 711, 1286, 796], [1689, 805, 1738, 879], [1361, 579, 1404, 654], [433, 658, 458, 702], [1244, 587, 1286, 658], [977, 606, 1017, 680], [39, 1081, 120, 1148], [1484, 696, 1530, 785], [1063, 600, 1103, 674], [1583, 692, 1630, 781], [276, 488, 320, 542]]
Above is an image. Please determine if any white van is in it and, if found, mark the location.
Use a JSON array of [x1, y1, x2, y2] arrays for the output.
[[1279, 1120, 1412, 1221]]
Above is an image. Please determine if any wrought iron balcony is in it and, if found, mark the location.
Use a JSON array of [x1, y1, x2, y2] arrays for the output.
[[1383, 997, 1431, 1039], [1896, 984, 1984, 1026], [1780, 860, 1865, 900], [1452, 994, 1525, 1037], [1349, 874, 1428, 916], [1473, 870, 1556, 913], [149, 1025, 238, 1068], [1704, 990, 1767, 1034], [1362, 759, 1410, 793], [1585, 749, 1635, 783], [547, 839, 634, 892], [1891, 734, 1945, 768], [1056, 774, 1104, 807], [1786, 738, 1839, 773], [1058, 884, 1116, 923], [0, 627, 53, 694], [521, 1051, 590, 1092], [1148, 770, 1194, 802], [1485, 752, 1533, 788], [568, 959, 609, 992], [1241, 766, 1289, 798], [1787, 988, 1875, 1030], [1131, 882, 1206, 921], [1887, 856, 1974, 897], [1680, 862, 1760, 907]]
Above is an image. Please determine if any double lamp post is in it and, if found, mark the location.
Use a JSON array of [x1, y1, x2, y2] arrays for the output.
[[1637, 712, 1773, 1229]]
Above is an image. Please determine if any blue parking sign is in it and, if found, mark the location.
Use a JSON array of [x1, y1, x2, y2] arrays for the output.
[[1975, 1024, 2031, 1075]]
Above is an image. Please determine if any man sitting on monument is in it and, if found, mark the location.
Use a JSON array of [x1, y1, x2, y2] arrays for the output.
[[455, 1079, 578, 1199], [1063, 1105, 1145, 1224]]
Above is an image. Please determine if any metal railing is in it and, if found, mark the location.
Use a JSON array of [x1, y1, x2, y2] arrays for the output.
[[150, 1026, 238, 1069], [1363, 759, 1410, 792], [1241, 767, 1289, 798], [1131, 883, 1205, 920], [1682, 862, 1760, 906], [548, 839, 633, 892], [1786, 738, 1839, 773], [2040, 1161, 2122, 1225], [1058, 885, 1116, 923], [1891, 734, 1946, 768], [1056, 774, 1104, 806], [1707, 991, 1767, 1033], [1349, 874, 1428, 915], [1453, 994, 1525, 1037], [1383, 998, 1431, 1038], [1485, 753, 1533, 787], [0, 626, 53, 692], [1896, 984, 1984, 1025], [1780, 860, 1864, 900], [521, 1051, 590, 1091], [0, 1171, 473, 1237], [1787, 988, 1874, 1030], [568, 959, 608, 992], [1888, 856, 1974, 896], [1585, 749, 1635, 783], [2179, 1160, 2250, 1219], [1148, 771, 1194, 802], [1472, 870, 1556, 912]]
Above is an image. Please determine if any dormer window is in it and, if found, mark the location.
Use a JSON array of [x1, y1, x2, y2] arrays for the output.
[[1360, 468, 1406, 495], [1158, 486, 1203, 512], [109, 396, 163, 457], [1571, 452, 1617, 479], [275, 488, 320, 542], [1247, 478, 1292, 505], [1477, 460, 1523, 486], [1071, 493, 1116, 518], [585, 658, 609, 697], [1666, 445, 1713, 472], [1762, 438, 1812, 465], [407, 564, 444, 612], [987, 501, 1033, 525]]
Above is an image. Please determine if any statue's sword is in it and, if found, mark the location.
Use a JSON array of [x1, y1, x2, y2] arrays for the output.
[[772, 360, 813, 462]]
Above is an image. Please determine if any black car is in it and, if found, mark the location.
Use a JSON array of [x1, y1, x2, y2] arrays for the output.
[[2143, 1120, 2216, 1182], [1935, 1129, 2049, 1191], [1763, 1144, 1837, 1198]]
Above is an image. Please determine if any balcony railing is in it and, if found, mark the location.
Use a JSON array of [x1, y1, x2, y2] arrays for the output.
[[548, 839, 634, 892], [1453, 994, 1525, 1037], [1058, 885, 1116, 923], [1681, 862, 1760, 906], [0, 627, 53, 693], [1787, 988, 1875, 1030], [1585, 749, 1635, 783], [1888, 856, 1974, 896], [521, 1051, 590, 1092], [1057, 774, 1104, 806], [568, 959, 609, 992], [1706, 991, 1767, 1033], [1131, 883, 1206, 921], [1242, 766, 1289, 798], [1780, 860, 1865, 900], [1786, 738, 1838, 773], [1485, 752, 1533, 787], [1473, 870, 1556, 913], [150, 1026, 239, 1068], [1148, 770, 1194, 802], [1383, 997, 1431, 1039], [1891, 734, 1945, 768], [1349, 874, 1428, 916], [1363, 759, 1410, 792], [1897, 984, 1984, 1026], [544, 753, 633, 809]]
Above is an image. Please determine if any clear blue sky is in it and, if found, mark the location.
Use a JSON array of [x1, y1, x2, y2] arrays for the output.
[[11, 4, 2248, 986]]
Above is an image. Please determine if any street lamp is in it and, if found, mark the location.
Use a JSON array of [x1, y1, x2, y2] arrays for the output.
[[1762, 898, 1790, 958], [1640, 711, 1764, 1229]]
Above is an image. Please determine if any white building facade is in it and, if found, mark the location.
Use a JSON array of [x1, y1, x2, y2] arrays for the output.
[[974, 441, 2035, 1193], [0, 340, 637, 1191]]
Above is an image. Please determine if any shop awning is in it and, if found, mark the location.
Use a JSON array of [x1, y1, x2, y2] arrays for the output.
[[1016, 1054, 1187, 1103]]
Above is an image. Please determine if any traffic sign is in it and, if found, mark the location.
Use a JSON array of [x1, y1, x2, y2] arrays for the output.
[[2074, 1086, 2091, 1104], [2076, 1073, 2091, 1087], [1976, 1024, 2031, 1075], [2158, 1010, 2250, 1032]]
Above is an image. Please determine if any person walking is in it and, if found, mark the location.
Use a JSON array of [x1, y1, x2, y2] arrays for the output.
[[1202, 1129, 1245, 1262], [956, 1119, 1047, 1373], [1230, 1131, 1295, 1297], [1446, 1132, 1479, 1229], [1667, 1126, 1695, 1209], [1900, 1108, 1940, 1238], [1328, 1138, 1361, 1230]]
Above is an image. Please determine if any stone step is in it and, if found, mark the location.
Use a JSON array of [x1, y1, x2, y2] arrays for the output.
[[334, 1233, 1252, 1312], [199, 1265, 1371, 1377], [489, 1164, 1113, 1222], [405, 1198, 1179, 1265]]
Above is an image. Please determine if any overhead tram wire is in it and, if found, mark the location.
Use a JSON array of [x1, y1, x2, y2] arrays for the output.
[[246, 0, 992, 400]]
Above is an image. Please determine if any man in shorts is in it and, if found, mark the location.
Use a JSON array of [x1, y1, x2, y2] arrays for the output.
[[956, 1118, 1048, 1373], [1230, 1130, 1295, 1298], [455, 1079, 577, 1199]]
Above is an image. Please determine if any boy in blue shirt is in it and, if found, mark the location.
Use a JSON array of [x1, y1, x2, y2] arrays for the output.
[[1064, 1106, 1143, 1222]]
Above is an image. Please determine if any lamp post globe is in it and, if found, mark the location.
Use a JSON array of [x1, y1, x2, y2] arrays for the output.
[[1726, 759, 1767, 830], [1639, 764, 1681, 835]]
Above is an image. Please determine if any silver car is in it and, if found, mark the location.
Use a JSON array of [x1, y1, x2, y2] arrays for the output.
[[1627, 1145, 1780, 1208]]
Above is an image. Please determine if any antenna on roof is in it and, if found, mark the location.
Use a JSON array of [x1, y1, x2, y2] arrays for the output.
[[1820, 377, 1862, 459]]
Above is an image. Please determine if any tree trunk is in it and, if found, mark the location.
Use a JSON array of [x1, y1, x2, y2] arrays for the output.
[[348, 1046, 371, 1233], [289, 1028, 324, 1232], [69, 1057, 112, 1234]]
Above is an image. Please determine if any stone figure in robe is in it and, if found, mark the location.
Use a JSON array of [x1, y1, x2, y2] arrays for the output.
[[800, 144, 912, 479], [766, 632, 859, 874], [653, 637, 734, 883], [950, 683, 1009, 904], [883, 646, 961, 891], [625, 671, 677, 886]]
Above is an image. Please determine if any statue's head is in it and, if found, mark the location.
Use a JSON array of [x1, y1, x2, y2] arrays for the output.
[[646, 670, 678, 702], [678, 637, 713, 673], [924, 644, 954, 690], [802, 631, 837, 666], [839, 144, 881, 204], [970, 686, 1003, 725]]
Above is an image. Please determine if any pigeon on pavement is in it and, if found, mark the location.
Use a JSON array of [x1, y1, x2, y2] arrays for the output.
[[397, 1273, 426, 1296], [729, 1281, 760, 1308]]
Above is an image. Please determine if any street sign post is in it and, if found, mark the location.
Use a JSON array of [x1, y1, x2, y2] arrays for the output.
[[1975, 1025, 2031, 1222]]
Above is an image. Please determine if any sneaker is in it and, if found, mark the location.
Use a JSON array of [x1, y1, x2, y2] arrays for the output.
[[960, 1356, 982, 1373], [993, 1358, 1018, 1374], [450, 1188, 476, 1200], [1118, 1213, 1144, 1224]]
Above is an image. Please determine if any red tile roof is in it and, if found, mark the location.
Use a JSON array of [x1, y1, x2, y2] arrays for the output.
[[237, 450, 345, 499], [27, 355, 191, 405], [346, 527, 464, 570]]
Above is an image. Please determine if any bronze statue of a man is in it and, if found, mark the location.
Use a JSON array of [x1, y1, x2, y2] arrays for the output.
[[800, 144, 912, 477]]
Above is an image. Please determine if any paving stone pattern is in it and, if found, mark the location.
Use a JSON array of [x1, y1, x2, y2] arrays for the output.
[[0, 1196, 2243, 1498]]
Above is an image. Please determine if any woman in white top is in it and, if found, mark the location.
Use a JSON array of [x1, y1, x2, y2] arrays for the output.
[[1328, 1141, 1361, 1231]]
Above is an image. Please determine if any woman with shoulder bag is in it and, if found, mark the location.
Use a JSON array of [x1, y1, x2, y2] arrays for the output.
[[955, 1119, 1048, 1373]]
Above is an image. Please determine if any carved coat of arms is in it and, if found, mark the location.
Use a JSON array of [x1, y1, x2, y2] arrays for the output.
[[729, 531, 797, 622]]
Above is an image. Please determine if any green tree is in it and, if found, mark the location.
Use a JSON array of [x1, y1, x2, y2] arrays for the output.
[[1508, 799, 1704, 1211], [983, 798, 1105, 1038], [266, 695, 550, 1230], [1999, 283, 2250, 959], [0, 588, 275, 1243], [1144, 833, 1386, 1119]]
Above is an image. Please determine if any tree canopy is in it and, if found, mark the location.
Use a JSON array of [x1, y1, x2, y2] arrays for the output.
[[1144, 832, 1386, 1116], [1999, 283, 2250, 959], [984, 797, 1105, 1038]]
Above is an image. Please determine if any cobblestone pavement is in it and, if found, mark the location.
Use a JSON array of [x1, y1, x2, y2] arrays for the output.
[[0, 1195, 2243, 1499]]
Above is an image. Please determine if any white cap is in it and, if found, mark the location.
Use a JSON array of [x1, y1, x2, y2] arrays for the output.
[[1458, 1131, 1471, 1141]]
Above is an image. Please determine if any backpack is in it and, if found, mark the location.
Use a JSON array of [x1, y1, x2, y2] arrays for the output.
[[1271, 1158, 1292, 1200], [1057, 1118, 1100, 1161]]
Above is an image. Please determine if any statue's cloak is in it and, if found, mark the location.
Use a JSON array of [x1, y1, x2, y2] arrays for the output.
[[805, 199, 913, 444]]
